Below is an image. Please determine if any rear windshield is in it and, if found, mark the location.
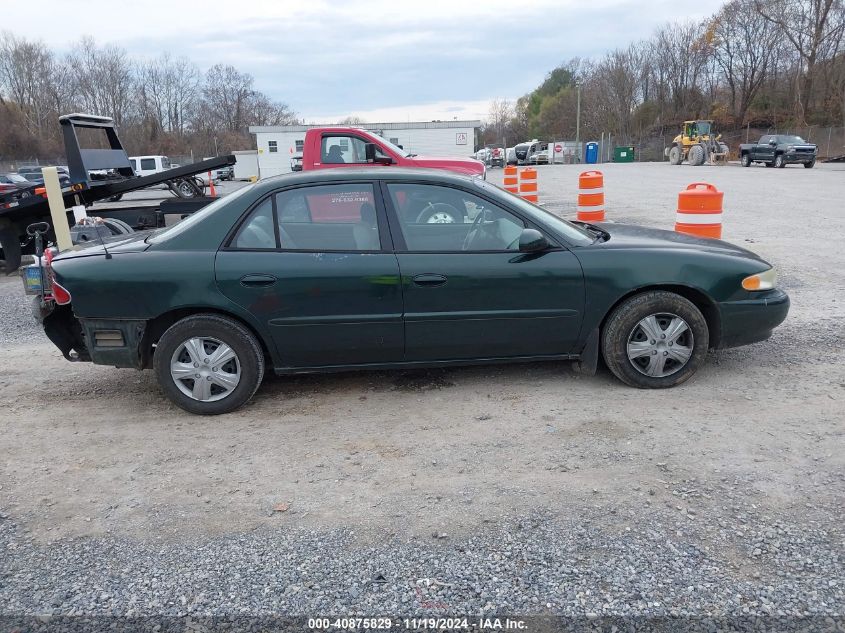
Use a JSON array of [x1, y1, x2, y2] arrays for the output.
[[147, 184, 254, 244]]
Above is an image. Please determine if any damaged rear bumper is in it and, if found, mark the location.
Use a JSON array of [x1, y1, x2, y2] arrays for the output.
[[37, 299, 146, 368]]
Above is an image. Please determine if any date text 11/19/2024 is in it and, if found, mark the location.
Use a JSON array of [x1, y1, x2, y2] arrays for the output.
[[307, 617, 528, 630]]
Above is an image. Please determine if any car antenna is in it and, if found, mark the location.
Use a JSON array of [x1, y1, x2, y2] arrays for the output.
[[89, 217, 113, 259]]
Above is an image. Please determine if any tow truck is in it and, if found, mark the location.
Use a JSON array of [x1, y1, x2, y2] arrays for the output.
[[0, 113, 235, 273]]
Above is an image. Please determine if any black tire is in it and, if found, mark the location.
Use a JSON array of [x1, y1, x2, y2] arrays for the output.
[[101, 218, 134, 235], [668, 146, 682, 165], [601, 291, 709, 389], [688, 144, 705, 166], [804, 159, 815, 168], [741, 153, 751, 167], [775, 154, 786, 168], [153, 314, 265, 415], [765, 160, 775, 167]]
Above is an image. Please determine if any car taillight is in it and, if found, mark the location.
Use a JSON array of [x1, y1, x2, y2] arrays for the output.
[[51, 280, 72, 305], [42, 247, 58, 302]]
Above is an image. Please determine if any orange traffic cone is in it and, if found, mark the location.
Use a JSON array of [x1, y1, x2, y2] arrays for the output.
[[208, 171, 217, 197]]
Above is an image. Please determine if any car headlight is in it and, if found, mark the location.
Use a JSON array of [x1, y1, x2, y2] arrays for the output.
[[742, 267, 777, 291]]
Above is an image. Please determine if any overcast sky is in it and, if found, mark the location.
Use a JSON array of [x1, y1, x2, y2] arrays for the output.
[[6, 0, 724, 123]]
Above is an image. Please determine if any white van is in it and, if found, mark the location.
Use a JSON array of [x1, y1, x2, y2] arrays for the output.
[[128, 155, 216, 186], [129, 155, 171, 177]]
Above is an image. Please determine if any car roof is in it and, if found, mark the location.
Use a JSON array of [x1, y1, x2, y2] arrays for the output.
[[251, 167, 477, 195]]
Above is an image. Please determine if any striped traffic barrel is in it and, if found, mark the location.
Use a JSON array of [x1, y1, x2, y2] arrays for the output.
[[519, 168, 538, 203], [577, 171, 605, 221], [675, 183, 723, 239], [503, 166, 518, 194]]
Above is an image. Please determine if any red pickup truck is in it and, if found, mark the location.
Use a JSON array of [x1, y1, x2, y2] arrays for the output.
[[300, 127, 486, 179]]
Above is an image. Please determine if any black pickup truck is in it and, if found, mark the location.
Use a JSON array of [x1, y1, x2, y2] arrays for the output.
[[739, 135, 818, 168]]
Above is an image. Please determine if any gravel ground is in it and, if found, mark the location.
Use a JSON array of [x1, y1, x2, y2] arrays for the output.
[[0, 163, 843, 628], [0, 507, 842, 621]]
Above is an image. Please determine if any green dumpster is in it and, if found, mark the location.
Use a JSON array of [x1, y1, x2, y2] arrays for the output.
[[613, 146, 635, 162]]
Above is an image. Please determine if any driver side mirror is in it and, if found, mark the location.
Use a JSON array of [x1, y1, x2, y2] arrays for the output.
[[518, 228, 550, 253], [768, 139, 777, 146], [365, 143, 393, 165]]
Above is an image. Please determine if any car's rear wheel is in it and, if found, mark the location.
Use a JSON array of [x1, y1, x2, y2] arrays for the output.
[[804, 159, 815, 168], [153, 314, 265, 414], [775, 154, 786, 168], [741, 153, 751, 167], [601, 291, 709, 388]]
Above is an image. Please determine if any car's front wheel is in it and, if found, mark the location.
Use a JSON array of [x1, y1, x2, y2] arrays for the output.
[[667, 146, 682, 165], [601, 291, 709, 388], [741, 153, 751, 167], [775, 154, 786, 168], [153, 314, 265, 414]]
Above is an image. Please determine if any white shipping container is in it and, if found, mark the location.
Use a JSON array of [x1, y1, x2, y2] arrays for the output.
[[232, 150, 259, 180]]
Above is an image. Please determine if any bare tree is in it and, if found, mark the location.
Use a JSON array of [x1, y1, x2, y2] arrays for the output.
[[337, 115, 366, 125], [66, 37, 135, 125], [0, 32, 56, 136], [137, 54, 200, 136], [650, 21, 712, 120], [755, 0, 845, 121], [711, 0, 780, 124], [487, 98, 513, 144]]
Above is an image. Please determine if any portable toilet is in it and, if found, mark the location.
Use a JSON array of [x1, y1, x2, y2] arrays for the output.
[[585, 142, 599, 164]]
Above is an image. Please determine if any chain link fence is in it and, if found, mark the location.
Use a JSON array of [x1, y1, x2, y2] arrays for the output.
[[624, 126, 845, 163]]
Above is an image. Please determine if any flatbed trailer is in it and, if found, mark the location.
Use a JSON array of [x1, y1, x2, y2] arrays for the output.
[[0, 113, 235, 272]]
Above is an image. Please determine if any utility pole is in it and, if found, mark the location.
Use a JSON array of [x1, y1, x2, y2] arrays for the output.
[[575, 83, 581, 161]]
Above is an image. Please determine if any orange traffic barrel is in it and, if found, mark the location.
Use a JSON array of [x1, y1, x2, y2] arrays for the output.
[[675, 183, 723, 239], [519, 168, 538, 203], [577, 170, 605, 221], [503, 165, 518, 194]]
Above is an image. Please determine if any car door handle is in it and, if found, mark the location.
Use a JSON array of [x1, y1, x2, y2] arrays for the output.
[[240, 273, 277, 287], [412, 273, 448, 287]]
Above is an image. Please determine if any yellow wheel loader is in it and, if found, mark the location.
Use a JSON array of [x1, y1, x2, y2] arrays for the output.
[[665, 120, 729, 166]]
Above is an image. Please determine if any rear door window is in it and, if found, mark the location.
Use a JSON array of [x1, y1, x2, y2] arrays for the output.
[[276, 184, 381, 251]]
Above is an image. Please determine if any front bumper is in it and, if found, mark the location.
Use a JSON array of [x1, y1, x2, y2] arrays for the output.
[[783, 152, 816, 163], [716, 289, 790, 349]]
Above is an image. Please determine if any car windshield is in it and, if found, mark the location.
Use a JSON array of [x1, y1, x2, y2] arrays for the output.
[[473, 179, 593, 245], [781, 135, 807, 144], [147, 184, 254, 244], [7, 174, 28, 184], [374, 134, 410, 158], [696, 121, 712, 134]]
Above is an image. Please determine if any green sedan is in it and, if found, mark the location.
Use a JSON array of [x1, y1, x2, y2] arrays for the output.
[[36, 168, 789, 414]]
